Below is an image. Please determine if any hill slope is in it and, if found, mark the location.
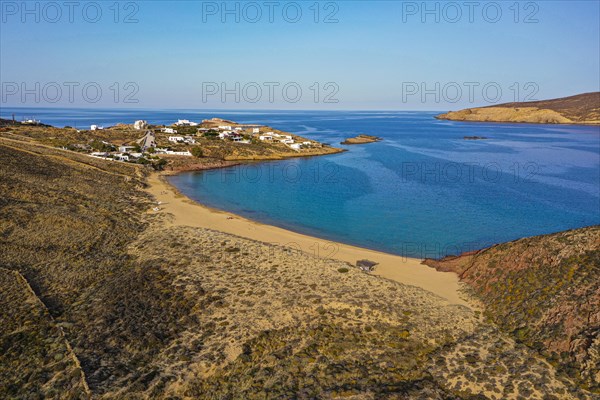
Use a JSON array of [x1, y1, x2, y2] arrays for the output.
[[436, 92, 600, 125], [424, 226, 600, 393], [0, 137, 595, 398]]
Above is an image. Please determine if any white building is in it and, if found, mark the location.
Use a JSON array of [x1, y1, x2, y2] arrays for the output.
[[218, 131, 232, 139], [162, 127, 177, 134], [168, 136, 185, 143], [134, 120, 148, 130], [252, 128, 260, 134], [165, 150, 192, 156], [175, 119, 198, 126], [118, 146, 136, 153], [280, 139, 294, 144], [90, 125, 104, 131], [302, 141, 312, 146], [259, 134, 273, 141], [290, 143, 301, 150], [218, 125, 232, 131]]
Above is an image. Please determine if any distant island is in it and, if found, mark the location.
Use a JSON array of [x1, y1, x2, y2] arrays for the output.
[[436, 92, 600, 125], [341, 134, 382, 145]]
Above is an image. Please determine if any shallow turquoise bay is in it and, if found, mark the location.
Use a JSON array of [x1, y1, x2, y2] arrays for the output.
[[3, 108, 598, 257]]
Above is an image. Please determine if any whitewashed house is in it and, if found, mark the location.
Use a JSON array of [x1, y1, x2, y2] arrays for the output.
[[165, 150, 192, 156], [218, 131, 233, 139], [162, 127, 177, 134], [119, 146, 136, 153], [280, 138, 294, 144], [259, 134, 274, 141], [134, 120, 148, 130], [90, 152, 110, 158], [218, 125, 232, 131], [90, 125, 104, 131], [252, 128, 260, 134], [168, 136, 185, 143], [175, 119, 198, 126], [290, 143, 301, 150]]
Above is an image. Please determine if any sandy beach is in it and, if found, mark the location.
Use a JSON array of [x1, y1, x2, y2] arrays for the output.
[[146, 173, 472, 307]]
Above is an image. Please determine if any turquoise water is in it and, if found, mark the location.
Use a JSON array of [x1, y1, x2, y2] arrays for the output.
[[167, 112, 599, 258], [3, 108, 599, 257]]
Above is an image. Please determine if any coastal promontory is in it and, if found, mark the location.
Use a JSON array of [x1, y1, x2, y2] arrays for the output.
[[436, 92, 600, 125]]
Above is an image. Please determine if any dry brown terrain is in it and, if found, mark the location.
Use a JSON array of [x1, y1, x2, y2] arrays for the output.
[[436, 92, 600, 125], [0, 268, 90, 399], [0, 137, 596, 398], [424, 227, 600, 393]]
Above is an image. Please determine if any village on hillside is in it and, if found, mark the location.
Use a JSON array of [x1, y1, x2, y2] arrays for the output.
[[0, 117, 342, 170]]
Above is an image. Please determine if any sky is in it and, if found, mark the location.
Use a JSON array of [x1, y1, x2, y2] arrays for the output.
[[1, 0, 599, 110]]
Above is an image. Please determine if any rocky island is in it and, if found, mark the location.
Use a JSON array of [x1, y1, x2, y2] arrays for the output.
[[436, 92, 600, 125], [341, 134, 382, 145]]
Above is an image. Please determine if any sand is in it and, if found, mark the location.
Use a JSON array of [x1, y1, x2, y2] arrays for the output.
[[146, 173, 472, 307]]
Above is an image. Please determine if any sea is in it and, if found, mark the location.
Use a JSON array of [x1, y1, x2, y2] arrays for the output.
[[3, 107, 599, 258]]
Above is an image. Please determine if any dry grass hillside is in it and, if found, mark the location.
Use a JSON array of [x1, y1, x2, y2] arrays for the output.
[[0, 268, 90, 399], [0, 138, 595, 398], [424, 227, 600, 393], [436, 92, 600, 125]]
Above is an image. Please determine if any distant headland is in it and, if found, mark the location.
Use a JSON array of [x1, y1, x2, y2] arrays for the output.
[[436, 92, 600, 125]]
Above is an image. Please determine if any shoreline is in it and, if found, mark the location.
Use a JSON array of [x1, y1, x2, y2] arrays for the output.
[[435, 116, 600, 126], [145, 172, 474, 307]]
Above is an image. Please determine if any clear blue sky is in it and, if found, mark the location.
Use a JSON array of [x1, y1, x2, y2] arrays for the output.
[[1, 0, 599, 110]]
